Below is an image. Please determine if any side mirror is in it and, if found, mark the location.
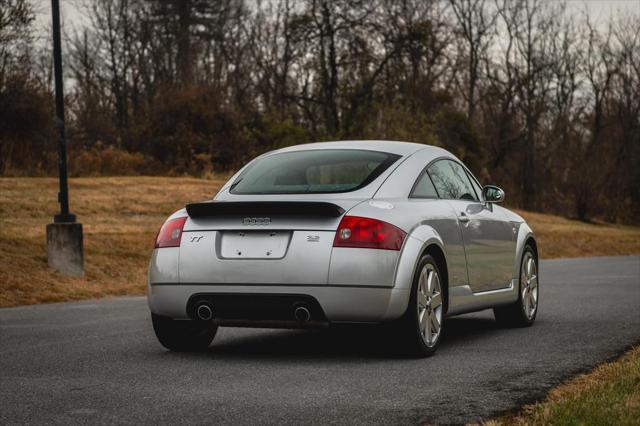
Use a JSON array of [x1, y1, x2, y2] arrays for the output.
[[482, 185, 505, 203]]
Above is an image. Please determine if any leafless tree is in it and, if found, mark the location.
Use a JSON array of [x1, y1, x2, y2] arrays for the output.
[[448, 0, 498, 122]]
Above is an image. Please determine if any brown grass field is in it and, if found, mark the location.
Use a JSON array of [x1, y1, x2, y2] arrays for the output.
[[1, 176, 639, 307]]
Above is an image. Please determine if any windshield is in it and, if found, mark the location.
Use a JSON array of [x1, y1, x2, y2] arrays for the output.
[[230, 149, 401, 194]]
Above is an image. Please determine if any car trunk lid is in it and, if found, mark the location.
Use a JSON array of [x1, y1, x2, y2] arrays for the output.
[[178, 199, 362, 285]]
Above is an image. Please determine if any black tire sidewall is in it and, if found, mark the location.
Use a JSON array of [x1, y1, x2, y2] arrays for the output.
[[152, 313, 217, 351]]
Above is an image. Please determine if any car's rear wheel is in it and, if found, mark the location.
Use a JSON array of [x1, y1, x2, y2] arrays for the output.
[[494, 245, 539, 327], [396, 254, 445, 357], [151, 313, 218, 351]]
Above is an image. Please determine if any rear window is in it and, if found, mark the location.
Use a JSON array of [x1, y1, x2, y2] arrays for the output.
[[230, 149, 401, 194]]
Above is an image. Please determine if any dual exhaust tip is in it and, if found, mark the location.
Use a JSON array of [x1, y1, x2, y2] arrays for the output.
[[293, 305, 311, 323], [196, 303, 214, 321], [194, 301, 312, 323]]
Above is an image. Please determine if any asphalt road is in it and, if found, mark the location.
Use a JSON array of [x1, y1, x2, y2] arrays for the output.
[[1, 256, 639, 425]]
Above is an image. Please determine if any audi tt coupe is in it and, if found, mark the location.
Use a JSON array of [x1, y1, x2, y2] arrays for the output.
[[148, 140, 539, 356]]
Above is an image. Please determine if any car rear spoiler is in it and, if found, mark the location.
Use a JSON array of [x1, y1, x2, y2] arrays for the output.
[[185, 201, 346, 218]]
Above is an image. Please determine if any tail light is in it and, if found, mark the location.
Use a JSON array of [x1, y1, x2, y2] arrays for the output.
[[333, 216, 406, 250], [155, 217, 187, 248]]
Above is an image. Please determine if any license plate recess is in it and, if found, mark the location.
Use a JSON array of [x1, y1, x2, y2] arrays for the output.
[[219, 231, 291, 259]]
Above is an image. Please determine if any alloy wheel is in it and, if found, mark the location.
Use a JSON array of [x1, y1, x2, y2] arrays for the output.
[[417, 263, 443, 347], [521, 251, 538, 320]]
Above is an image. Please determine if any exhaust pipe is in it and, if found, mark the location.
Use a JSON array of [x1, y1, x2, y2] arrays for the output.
[[196, 303, 214, 321], [294, 306, 311, 323]]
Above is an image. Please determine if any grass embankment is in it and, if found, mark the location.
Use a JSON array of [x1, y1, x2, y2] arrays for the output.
[[512, 209, 640, 259], [1, 176, 639, 307], [487, 346, 640, 425], [0, 177, 224, 307]]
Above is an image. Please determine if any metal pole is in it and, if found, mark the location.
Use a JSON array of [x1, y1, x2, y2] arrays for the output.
[[51, 0, 75, 223]]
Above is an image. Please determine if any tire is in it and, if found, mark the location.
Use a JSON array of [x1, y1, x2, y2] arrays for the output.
[[151, 313, 218, 351], [395, 254, 446, 357], [494, 245, 539, 327]]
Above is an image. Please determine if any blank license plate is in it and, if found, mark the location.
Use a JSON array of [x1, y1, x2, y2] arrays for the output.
[[220, 231, 291, 259]]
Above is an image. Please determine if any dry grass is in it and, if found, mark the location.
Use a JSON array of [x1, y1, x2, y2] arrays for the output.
[[485, 346, 640, 426], [515, 209, 640, 259], [1, 177, 639, 307], [0, 177, 224, 307]]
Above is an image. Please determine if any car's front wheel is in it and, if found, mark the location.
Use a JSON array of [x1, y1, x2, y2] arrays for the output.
[[151, 313, 218, 351], [396, 254, 445, 357], [494, 245, 539, 327]]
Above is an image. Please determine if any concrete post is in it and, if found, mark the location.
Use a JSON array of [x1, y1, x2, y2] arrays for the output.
[[47, 223, 84, 276], [47, 0, 84, 277]]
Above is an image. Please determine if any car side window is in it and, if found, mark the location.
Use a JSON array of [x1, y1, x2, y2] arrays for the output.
[[411, 171, 438, 198], [465, 169, 483, 200], [427, 160, 478, 201]]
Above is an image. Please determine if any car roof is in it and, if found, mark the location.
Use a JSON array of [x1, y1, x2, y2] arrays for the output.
[[271, 140, 450, 158]]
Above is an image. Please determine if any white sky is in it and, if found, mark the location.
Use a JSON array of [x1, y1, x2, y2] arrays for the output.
[[32, 0, 640, 41], [566, 0, 640, 18]]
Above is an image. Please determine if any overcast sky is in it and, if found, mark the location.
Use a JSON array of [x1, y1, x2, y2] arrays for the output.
[[32, 0, 640, 40]]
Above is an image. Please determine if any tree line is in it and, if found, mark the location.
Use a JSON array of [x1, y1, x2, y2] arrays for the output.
[[1, 0, 638, 223]]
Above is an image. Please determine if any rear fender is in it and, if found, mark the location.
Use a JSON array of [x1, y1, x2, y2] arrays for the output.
[[147, 209, 187, 310], [383, 225, 447, 320], [395, 224, 447, 291]]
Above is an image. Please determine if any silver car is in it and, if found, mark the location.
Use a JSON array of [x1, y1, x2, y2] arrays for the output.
[[148, 140, 539, 356]]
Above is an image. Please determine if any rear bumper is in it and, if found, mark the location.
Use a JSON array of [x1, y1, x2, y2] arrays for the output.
[[147, 283, 410, 323]]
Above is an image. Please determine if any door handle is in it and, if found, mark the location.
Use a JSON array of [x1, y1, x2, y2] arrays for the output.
[[458, 212, 470, 223]]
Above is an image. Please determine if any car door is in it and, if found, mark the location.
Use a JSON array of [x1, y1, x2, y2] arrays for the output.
[[427, 159, 515, 292], [409, 166, 470, 290]]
